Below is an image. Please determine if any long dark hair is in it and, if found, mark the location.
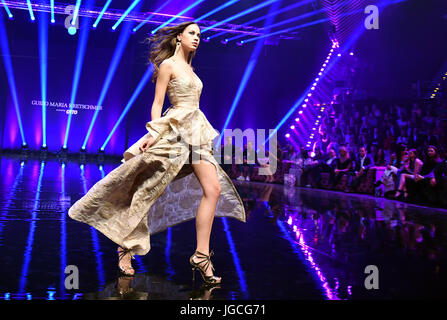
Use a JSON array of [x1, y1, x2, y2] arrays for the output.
[[146, 21, 199, 83]]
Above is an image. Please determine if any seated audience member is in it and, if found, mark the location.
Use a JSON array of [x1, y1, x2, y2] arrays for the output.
[[257, 146, 276, 183], [312, 148, 337, 188], [404, 146, 443, 201], [349, 146, 374, 190], [394, 149, 423, 199], [330, 145, 353, 189], [288, 149, 303, 186], [221, 136, 235, 175], [433, 156, 447, 207], [236, 141, 256, 181], [374, 161, 398, 198], [374, 148, 387, 167], [299, 148, 315, 187]]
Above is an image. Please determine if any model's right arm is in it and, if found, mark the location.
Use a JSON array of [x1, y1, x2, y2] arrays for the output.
[[150, 60, 173, 121]]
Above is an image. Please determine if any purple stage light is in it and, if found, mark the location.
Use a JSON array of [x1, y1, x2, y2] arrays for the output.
[[285, 133, 290, 138]]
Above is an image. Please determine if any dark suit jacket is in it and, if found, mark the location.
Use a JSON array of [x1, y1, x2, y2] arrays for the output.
[[353, 155, 374, 172]]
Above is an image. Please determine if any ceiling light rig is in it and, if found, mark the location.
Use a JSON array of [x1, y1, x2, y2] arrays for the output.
[[1, 0, 300, 41]]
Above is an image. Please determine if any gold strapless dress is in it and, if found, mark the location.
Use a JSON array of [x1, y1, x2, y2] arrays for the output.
[[68, 71, 246, 256]]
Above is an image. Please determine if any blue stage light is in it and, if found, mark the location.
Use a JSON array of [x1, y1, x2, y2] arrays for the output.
[[26, 0, 35, 21], [82, 19, 136, 150], [217, 1, 281, 146], [194, 0, 239, 22], [92, 0, 112, 28], [1, 0, 13, 18], [112, 0, 141, 30], [71, 0, 82, 26], [50, 0, 55, 23], [152, 0, 205, 34], [101, 65, 154, 151], [64, 2, 94, 149], [202, 0, 279, 34], [38, 11, 48, 148], [0, 12, 27, 145], [133, 0, 173, 32]]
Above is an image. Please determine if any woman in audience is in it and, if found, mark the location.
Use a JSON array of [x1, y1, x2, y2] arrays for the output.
[[394, 149, 423, 199]]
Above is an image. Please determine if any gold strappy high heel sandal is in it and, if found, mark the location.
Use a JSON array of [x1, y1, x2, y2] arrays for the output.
[[189, 250, 222, 285]]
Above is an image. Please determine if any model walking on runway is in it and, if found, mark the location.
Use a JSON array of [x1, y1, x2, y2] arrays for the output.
[[68, 21, 246, 285]]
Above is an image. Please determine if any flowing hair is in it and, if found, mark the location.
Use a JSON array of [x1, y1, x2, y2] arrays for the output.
[[146, 21, 199, 83]]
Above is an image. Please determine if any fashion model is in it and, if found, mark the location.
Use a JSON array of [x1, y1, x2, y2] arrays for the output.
[[68, 21, 246, 285]]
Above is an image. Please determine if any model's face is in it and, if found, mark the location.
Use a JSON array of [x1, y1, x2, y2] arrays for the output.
[[409, 151, 416, 159], [179, 24, 201, 51]]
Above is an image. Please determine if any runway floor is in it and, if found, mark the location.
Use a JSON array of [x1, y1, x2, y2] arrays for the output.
[[1, 155, 447, 300]]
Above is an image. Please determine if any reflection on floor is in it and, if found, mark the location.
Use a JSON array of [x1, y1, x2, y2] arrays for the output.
[[0, 156, 446, 299]]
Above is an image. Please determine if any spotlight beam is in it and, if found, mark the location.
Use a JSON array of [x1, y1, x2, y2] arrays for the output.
[[133, 0, 174, 32], [194, 0, 239, 22], [92, 0, 112, 28], [1, 0, 13, 18], [71, 0, 82, 25], [209, 0, 314, 40], [64, 1, 94, 149], [202, 0, 280, 33], [152, 0, 205, 34], [50, 0, 54, 22], [38, 11, 48, 147], [26, 0, 35, 20], [0, 12, 26, 145], [112, 0, 141, 30], [101, 65, 154, 150], [217, 1, 282, 146], [82, 16, 137, 150], [245, 0, 406, 44]]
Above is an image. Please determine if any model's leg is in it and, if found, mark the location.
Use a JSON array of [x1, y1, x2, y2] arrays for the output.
[[191, 159, 222, 280]]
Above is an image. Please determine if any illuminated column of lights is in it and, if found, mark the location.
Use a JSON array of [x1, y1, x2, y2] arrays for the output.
[[216, 0, 282, 147], [151, 0, 205, 34], [112, 0, 141, 31], [202, 0, 279, 34], [100, 65, 154, 151], [430, 71, 447, 99], [71, 0, 82, 26], [80, 164, 106, 288], [63, 4, 93, 149], [207, 0, 313, 41], [26, 0, 35, 21], [50, 0, 55, 23], [82, 20, 135, 151], [132, 0, 173, 32], [306, 103, 327, 150], [38, 10, 48, 148], [0, 12, 27, 146], [92, 0, 112, 28], [19, 161, 45, 294], [194, 0, 239, 22], [1, 0, 13, 18], [284, 41, 338, 142]]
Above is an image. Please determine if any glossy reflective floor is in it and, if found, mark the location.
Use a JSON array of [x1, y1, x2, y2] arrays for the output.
[[1, 155, 447, 300]]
